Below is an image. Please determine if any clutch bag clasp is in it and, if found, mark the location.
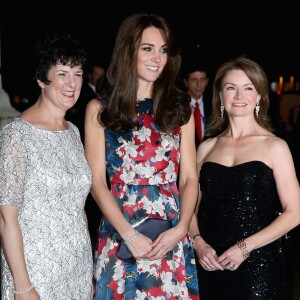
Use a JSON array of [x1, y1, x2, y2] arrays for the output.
[[132, 216, 150, 229]]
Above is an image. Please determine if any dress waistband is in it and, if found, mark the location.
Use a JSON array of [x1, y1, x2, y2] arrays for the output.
[[110, 177, 177, 186]]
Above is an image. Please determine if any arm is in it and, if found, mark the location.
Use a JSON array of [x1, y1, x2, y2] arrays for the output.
[[177, 114, 198, 234], [188, 140, 224, 271], [0, 127, 39, 298], [146, 114, 199, 259], [84, 99, 152, 259], [0, 206, 39, 298], [188, 140, 204, 242], [218, 138, 300, 269], [244, 139, 300, 248]]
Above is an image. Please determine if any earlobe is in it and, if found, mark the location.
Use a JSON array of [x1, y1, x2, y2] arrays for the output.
[[219, 92, 223, 102], [183, 79, 188, 88], [256, 95, 261, 103], [37, 79, 45, 89]]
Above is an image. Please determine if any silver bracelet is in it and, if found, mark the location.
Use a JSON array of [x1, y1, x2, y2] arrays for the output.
[[14, 284, 34, 295], [124, 230, 140, 246]]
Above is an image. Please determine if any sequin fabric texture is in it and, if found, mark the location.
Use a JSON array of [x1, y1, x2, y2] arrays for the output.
[[94, 98, 199, 300], [197, 161, 284, 300], [0, 118, 93, 300]]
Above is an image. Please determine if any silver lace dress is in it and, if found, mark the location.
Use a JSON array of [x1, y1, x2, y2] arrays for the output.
[[0, 118, 93, 300]]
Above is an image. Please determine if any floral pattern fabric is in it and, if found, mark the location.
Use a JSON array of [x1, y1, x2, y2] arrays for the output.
[[94, 99, 199, 299]]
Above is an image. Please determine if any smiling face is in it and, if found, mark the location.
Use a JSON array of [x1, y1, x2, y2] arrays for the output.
[[137, 27, 168, 84], [220, 69, 261, 118], [38, 63, 83, 111]]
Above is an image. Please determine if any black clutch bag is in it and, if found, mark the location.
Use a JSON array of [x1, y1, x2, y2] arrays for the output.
[[117, 216, 172, 260]]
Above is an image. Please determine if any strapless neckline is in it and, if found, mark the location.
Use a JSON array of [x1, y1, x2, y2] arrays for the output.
[[202, 160, 272, 171]]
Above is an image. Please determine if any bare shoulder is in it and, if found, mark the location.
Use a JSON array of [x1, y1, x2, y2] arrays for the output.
[[265, 134, 290, 155], [197, 137, 218, 153], [85, 98, 104, 129], [86, 98, 102, 113], [263, 135, 295, 170], [196, 137, 218, 161]]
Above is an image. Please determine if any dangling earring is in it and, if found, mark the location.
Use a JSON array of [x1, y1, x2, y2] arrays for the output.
[[220, 102, 224, 119], [255, 102, 260, 118]]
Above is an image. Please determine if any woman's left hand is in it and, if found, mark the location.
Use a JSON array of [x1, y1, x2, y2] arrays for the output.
[[218, 243, 246, 271], [144, 227, 181, 260]]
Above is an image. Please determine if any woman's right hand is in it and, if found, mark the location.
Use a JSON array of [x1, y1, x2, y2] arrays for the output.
[[90, 282, 95, 300], [126, 233, 153, 260], [194, 238, 224, 271]]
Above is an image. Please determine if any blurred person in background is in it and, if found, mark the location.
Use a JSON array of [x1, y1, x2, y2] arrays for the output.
[[66, 63, 106, 253], [66, 62, 106, 141], [182, 61, 212, 148]]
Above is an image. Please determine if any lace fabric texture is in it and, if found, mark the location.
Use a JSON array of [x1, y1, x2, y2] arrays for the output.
[[0, 118, 93, 300]]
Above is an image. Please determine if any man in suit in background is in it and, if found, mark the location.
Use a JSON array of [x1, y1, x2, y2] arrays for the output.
[[66, 62, 106, 142], [182, 62, 212, 148], [66, 63, 106, 255]]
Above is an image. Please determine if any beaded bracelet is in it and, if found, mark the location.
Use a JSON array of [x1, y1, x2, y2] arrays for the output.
[[124, 230, 140, 246], [14, 284, 34, 295], [237, 239, 250, 259]]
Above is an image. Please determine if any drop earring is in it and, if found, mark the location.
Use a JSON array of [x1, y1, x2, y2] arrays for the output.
[[255, 102, 260, 118], [220, 102, 224, 119]]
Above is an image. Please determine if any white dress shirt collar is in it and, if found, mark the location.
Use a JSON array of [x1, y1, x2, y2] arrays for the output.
[[88, 83, 97, 93], [191, 96, 203, 110]]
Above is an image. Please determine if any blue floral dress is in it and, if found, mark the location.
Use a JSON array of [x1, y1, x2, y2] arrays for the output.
[[94, 98, 199, 300]]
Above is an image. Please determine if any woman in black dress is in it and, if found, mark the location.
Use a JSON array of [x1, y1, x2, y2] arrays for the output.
[[189, 56, 300, 300]]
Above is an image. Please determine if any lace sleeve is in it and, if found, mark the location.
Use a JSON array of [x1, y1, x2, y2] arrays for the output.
[[0, 123, 27, 207]]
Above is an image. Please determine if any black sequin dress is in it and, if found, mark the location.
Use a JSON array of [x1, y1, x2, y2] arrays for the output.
[[197, 161, 284, 300]]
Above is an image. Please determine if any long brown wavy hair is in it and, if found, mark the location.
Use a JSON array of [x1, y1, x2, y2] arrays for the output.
[[98, 13, 191, 133]]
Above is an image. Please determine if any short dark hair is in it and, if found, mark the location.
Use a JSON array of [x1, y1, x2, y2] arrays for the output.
[[181, 60, 209, 80], [33, 32, 87, 85]]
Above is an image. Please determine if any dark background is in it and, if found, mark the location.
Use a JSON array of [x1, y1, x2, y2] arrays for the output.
[[1, 0, 299, 101], [1, 2, 300, 296]]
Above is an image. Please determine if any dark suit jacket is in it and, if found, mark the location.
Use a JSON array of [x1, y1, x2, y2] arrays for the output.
[[195, 93, 212, 148], [65, 83, 101, 252], [66, 83, 97, 142]]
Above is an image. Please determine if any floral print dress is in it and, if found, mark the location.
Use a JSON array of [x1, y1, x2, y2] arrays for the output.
[[94, 98, 199, 300]]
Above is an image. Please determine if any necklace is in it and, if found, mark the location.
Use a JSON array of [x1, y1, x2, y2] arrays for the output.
[[137, 97, 151, 102]]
